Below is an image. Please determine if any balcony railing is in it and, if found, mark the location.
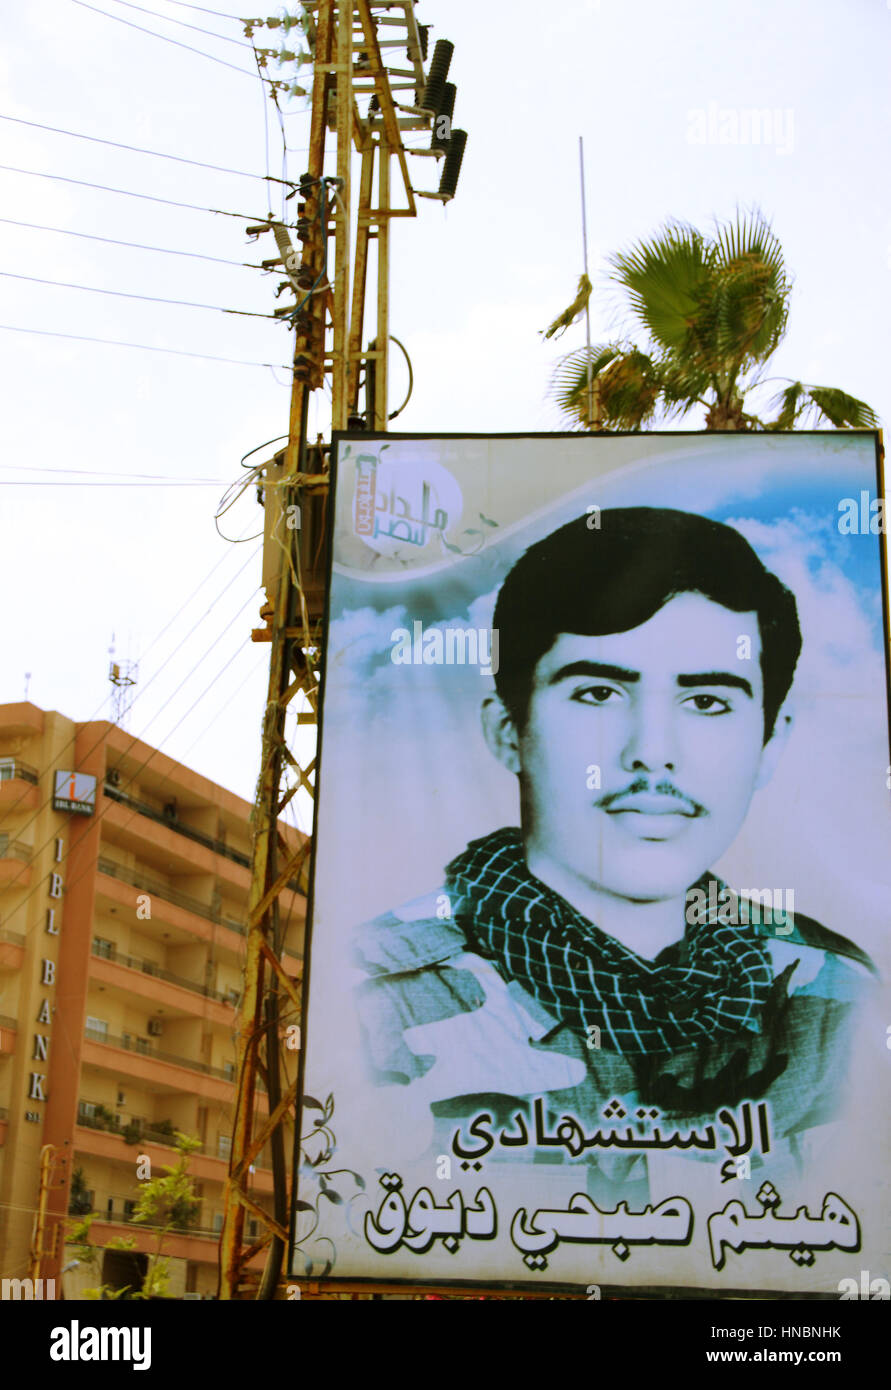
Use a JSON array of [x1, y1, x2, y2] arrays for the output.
[[102, 784, 304, 894], [0, 840, 32, 864], [90, 942, 238, 1006], [84, 1027, 237, 1083], [0, 759, 38, 784], [96, 857, 247, 935], [76, 1101, 270, 1166], [103, 784, 252, 868], [0, 1014, 18, 1030], [0, 930, 25, 947]]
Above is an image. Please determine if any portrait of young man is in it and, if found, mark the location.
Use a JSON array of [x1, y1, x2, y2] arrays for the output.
[[350, 506, 878, 1194]]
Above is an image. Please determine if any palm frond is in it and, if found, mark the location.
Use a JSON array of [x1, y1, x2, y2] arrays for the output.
[[608, 220, 711, 354], [765, 381, 806, 430], [800, 386, 879, 429]]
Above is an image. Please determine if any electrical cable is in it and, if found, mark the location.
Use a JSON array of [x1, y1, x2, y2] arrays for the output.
[[0, 161, 290, 223], [0, 114, 273, 182], [0, 216, 266, 269], [0, 464, 224, 480], [1, 543, 261, 831], [1, 583, 264, 926], [104, 0, 251, 48], [140, 0, 239, 19], [1, 519, 260, 825], [0, 269, 279, 320], [67, 0, 278, 84], [0, 324, 291, 371]]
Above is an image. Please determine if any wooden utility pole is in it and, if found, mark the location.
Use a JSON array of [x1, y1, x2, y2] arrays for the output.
[[219, 0, 463, 1299]]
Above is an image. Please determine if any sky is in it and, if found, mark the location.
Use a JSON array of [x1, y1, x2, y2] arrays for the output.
[[1, 0, 889, 826]]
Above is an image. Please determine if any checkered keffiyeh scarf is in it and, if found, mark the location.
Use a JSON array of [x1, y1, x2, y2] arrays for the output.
[[444, 827, 774, 1055]]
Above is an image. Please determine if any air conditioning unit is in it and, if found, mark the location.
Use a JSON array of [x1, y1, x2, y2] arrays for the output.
[[147, 1019, 163, 1037]]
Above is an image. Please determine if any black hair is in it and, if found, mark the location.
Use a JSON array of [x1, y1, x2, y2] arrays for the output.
[[492, 507, 801, 742]]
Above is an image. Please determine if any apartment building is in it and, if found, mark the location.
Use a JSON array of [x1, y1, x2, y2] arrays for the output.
[[0, 701, 305, 1298]]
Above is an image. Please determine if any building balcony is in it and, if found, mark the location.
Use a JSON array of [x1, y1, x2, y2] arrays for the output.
[[0, 703, 44, 738], [0, 839, 32, 890], [0, 1015, 18, 1054], [81, 1028, 260, 1104], [0, 929, 25, 972], [74, 1109, 274, 1192], [89, 944, 238, 1025], [77, 1216, 243, 1269], [0, 759, 39, 812], [96, 857, 247, 936]]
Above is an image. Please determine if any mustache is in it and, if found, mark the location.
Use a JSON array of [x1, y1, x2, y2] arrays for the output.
[[597, 777, 705, 817]]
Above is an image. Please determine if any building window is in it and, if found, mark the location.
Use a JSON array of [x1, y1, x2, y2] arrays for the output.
[[0, 760, 14, 781], [92, 937, 114, 959], [85, 1017, 108, 1040], [212, 1213, 224, 1233], [223, 1062, 235, 1081], [217, 1134, 232, 1160], [79, 1101, 98, 1120]]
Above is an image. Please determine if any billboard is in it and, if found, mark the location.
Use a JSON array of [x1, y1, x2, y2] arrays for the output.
[[293, 431, 890, 1296], [52, 770, 97, 816]]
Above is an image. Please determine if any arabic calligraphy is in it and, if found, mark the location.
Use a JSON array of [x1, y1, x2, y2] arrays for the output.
[[365, 1173, 496, 1255], [450, 1098, 771, 1175], [511, 1193, 693, 1271], [371, 480, 449, 548], [364, 1174, 862, 1275], [707, 1183, 860, 1271]]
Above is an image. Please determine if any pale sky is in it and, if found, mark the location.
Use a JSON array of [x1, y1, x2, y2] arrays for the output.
[[1, 0, 889, 824]]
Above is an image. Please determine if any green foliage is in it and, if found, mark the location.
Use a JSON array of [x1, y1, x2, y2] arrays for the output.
[[129, 1132, 201, 1234], [68, 1165, 92, 1216], [548, 207, 878, 432]]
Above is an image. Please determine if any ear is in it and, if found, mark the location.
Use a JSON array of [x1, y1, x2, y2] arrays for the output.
[[481, 695, 521, 775], [754, 701, 794, 790]]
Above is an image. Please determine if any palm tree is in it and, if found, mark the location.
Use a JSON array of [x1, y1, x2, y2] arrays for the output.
[[547, 209, 878, 432]]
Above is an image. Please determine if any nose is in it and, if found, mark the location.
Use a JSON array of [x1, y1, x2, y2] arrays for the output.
[[619, 693, 678, 775]]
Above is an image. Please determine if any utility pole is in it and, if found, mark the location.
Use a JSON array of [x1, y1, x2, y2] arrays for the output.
[[219, 0, 466, 1300]]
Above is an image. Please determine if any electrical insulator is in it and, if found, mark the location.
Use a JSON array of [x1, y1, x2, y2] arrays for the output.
[[419, 39, 453, 114], [438, 129, 467, 199], [431, 82, 456, 151], [417, 24, 429, 60]]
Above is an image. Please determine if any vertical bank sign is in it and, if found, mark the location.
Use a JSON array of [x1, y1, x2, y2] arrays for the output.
[[293, 432, 890, 1295]]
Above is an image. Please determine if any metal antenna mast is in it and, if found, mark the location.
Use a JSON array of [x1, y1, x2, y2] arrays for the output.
[[219, 0, 466, 1300]]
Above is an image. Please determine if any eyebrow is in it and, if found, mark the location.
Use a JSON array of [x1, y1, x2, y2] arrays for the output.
[[546, 660, 754, 699]]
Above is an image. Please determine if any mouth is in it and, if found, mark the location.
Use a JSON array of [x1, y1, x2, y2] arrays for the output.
[[605, 795, 699, 817], [603, 795, 702, 841]]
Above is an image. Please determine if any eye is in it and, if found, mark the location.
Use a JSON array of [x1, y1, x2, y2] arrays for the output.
[[573, 685, 623, 706], [682, 693, 731, 715]]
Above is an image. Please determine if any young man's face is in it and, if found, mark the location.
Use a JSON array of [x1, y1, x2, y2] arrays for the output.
[[488, 592, 789, 903]]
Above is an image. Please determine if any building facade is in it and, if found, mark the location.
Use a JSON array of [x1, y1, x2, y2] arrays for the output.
[[0, 702, 304, 1298]]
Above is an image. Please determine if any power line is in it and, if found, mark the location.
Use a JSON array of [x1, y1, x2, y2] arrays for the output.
[[2, 595, 266, 935], [105, 0, 251, 48], [0, 269, 278, 320], [0, 480, 225, 487], [146, 0, 242, 19], [0, 161, 283, 222], [1, 578, 264, 907], [0, 216, 265, 269], [0, 324, 291, 371], [0, 114, 275, 182], [0, 464, 224, 480], [67, 0, 277, 84], [0, 520, 260, 823]]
